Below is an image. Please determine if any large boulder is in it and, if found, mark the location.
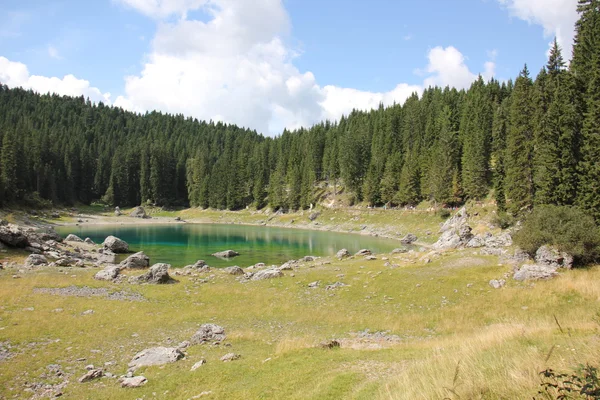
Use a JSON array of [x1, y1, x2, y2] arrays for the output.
[[535, 245, 573, 269], [223, 266, 244, 275], [120, 376, 147, 388], [128, 347, 184, 369], [190, 324, 226, 344], [400, 233, 418, 244], [25, 254, 48, 268], [0, 224, 29, 247], [65, 234, 84, 243], [130, 206, 148, 219], [130, 263, 175, 284], [336, 249, 351, 260], [251, 268, 283, 281], [120, 252, 150, 269], [432, 207, 475, 250], [513, 264, 559, 281], [102, 236, 129, 253], [94, 266, 121, 281], [212, 250, 240, 258]]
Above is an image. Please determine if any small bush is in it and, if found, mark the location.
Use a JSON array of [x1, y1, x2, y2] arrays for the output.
[[492, 211, 515, 229], [438, 208, 451, 219], [514, 205, 600, 266], [536, 364, 600, 399], [22, 192, 52, 209]]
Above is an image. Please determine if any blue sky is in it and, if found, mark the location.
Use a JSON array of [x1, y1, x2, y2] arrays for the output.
[[0, 0, 579, 135]]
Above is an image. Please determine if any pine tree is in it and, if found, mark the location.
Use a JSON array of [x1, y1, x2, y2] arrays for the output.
[[506, 65, 535, 214], [491, 100, 509, 211], [428, 105, 458, 205], [0, 130, 18, 203]]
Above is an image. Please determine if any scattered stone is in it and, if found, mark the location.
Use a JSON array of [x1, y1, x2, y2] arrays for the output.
[[130, 263, 175, 284], [302, 255, 317, 262], [102, 236, 129, 253], [355, 249, 371, 256], [223, 266, 244, 275], [82, 309, 94, 315], [336, 248, 351, 259], [84, 237, 95, 245], [489, 279, 506, 289], [278, 260, 298, 270], [33, 286, 144, 301], [78, 368, 103, 383], [325, 282, 347, 290], [119, 251, 150, 269], [251, 268, 284, 281], [128, 347, 184, 369], [189, 391, 213, 399], [400, 233, 418, 244], [65, 234, 84, 243], [319, 340, 340, 349], [94, 266, 121, 281], [391, 248, 408, 254], [190, 324, 226, 344], [308, 281, 320, 288], [212, 250, 240, 258], [120, 376, 147, 388], [365, 255, 377, 261], [308, 212, 320, 221], [190, 359, 206, 371], [25, 254, 48, 268], [220, 353, 240, 362], [129, 206, 148, 218]]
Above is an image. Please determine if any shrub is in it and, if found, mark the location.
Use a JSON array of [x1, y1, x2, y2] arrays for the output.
[[514, 205, 600, 266], [492, 211, 515, 229], [438, 208, 451, 220], [536, 364, 600, 399]]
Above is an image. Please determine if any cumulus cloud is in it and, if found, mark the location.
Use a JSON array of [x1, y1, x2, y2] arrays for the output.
[[114, 0, 494, 135], [497, 0, 579, 59], [0, 56, 111, 103], [48, 45, 61, 60]]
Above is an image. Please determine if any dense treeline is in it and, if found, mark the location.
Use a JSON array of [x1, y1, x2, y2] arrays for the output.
[[0, 1, 599, 219]]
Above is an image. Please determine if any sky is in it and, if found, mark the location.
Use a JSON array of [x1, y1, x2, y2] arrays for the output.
[[0, 0, 579, 136]]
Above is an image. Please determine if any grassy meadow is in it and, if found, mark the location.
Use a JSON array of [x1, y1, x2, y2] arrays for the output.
[[1, 242, 599, 399]]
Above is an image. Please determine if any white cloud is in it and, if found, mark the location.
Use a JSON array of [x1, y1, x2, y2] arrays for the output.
[[114, 0, 209, 19], [497, 0, 578, 59], [0, 56, 111, 103], [423, 46, 488, 89], [48, 45, 61, 60]]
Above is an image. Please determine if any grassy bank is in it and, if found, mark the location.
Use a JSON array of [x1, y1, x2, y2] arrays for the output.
[[1, 247, 598, 399]]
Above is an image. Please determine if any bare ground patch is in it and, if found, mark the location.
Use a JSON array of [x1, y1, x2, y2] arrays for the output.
[[33, 286, 145, 302]]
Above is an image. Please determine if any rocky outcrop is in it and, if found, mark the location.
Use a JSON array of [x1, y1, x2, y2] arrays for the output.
[[84, 237, 95, 245], [400, 233, 418, 244], [0, 224, 29, 247], [130, 263, 175, 284], [65, 234, 84, 243], [466, 232, 513, 248], [513, 246, 573, 281], [128, 347, 184, 369], [355, 249, 372, 256], [190, 324, 226, 344], [513, 264, 559, 281], [251, 268, 283, 280], [94, 266, 121, 281], [432, 207, 474, 250], [119, 252, 150, 269], [129, 206, 148, 219], [212, 250, 240, 258], [336, 249, 351, 260], [102, 236, 129, 253]]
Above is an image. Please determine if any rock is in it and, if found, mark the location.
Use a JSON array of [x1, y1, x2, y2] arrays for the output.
[[51, 212, 60, 219], [535, 245, 573, 269], [251, 268, 284, 281], [302, 255, 317, 262], [220, 353, 240, 362], [184, 260, 210, 272], [114, 206, 122, 216], [513, 264, 559, 281], [433, 207, 474, 250], [224, 266, 244, 275], [191, 324, 226, 344], [308, 212, 320, 221], [212, 250, 240, 258], [485, 232, 513, 248], [129, 206, 148, 219], [325, 282, 346, 290], [65, 234, 84, 243], [0, 224, 29, 247], [365, 255, 377, 260], [128, 347, 184, 369], [391, 248, 408, 254], [25, 254, 48, 268], [400, 233, 418, 244], [102, 236, 129, 253], [336, 249, 351, 259], [190, 359, 206, 371], [319, 340, 340, 349], [489, 279, 506, 289], [120, 376, 147, 388], [78, 368, 103, 383], [84, 238, 95, 245], [308, 281, 320, 288], [55, 257, 75, 267], [82, 309, 94, 315], [466, 235, 487, 248], [175, 216, 181, 221], [355, 249, 371, 256], [278, 260, 298, 270], [119, 252, 150, 269], [130, 263, 175, 284]]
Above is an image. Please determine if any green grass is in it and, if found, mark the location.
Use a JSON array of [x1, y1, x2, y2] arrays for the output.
[[1, 247, 599, 399]]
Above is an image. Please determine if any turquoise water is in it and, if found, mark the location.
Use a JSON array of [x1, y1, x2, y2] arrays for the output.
[[55, 224, 403, 268]]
